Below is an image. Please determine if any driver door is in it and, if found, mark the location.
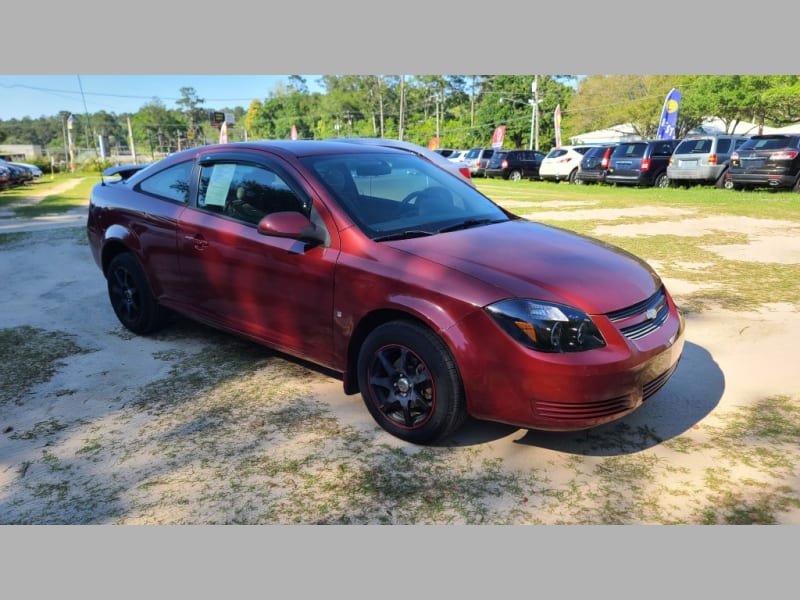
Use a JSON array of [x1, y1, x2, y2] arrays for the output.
[[176, 154, 339, 366]]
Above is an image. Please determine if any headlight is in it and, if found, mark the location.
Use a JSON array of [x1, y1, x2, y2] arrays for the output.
[[486, 299, 606, 353]]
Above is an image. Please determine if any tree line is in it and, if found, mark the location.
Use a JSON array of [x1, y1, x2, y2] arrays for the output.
[[2, 75, 798, 165]]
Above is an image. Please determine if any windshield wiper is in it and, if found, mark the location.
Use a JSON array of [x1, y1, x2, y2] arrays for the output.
[[373, 230, 435, 242], [438, 218, 505, 234]]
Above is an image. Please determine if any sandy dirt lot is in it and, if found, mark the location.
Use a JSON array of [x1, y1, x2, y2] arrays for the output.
[[1, 182, 799, 524]]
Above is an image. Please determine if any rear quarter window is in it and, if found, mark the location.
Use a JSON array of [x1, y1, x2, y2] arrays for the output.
[[136, 160, 193, 203], [716, 139, 732, 154], [651, 142, 676, 157]]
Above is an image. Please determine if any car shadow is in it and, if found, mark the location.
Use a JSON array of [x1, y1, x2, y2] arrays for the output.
[[441, 342, 724, 456]]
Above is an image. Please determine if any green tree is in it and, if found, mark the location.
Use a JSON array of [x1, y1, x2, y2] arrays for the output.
[[566, 75, 695, 140], [131, 99, 185, 156], [176, 86, 206, 145]]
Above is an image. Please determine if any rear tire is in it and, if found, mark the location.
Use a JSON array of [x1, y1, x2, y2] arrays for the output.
[[654, 172, 670, 188], [568, 168, 579, 184], [715, 169, 729, 189], [357, 321, 467, 445], [508, 169, 522, 181]]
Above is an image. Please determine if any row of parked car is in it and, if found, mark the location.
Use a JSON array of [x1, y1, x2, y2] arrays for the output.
[[0, 158, 43, 190], [447, 133, 800, 192]]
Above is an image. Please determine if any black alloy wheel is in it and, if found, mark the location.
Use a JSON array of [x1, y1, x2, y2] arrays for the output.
[[107, 253, 166, 335], [357, 321, 466, 444]]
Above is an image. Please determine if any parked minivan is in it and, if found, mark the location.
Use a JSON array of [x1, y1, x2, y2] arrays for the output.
[[606, 139, 680, 187], [667, 134, 749, 188]]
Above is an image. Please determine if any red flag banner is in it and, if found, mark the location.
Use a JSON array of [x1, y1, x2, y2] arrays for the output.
[[427, 137, 440, 150], [554, 104, 562, 148], [491, 126, 506, 149]]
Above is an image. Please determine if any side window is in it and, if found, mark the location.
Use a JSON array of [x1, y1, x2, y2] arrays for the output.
[[653, 143, 672, 157], [716, 139, 731, 154], [198, 162, 305, 226], [137, 161, 192, 203]]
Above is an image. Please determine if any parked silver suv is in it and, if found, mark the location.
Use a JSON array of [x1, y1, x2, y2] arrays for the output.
[[463, 147, 495, 178], [667, 134, 749, 188]]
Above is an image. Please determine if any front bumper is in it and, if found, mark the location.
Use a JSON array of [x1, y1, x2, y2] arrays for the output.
[[447, 290, 686, 431]]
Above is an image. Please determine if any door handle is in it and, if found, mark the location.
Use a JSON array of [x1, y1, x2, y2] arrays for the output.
[[184, 234, 209, 251]]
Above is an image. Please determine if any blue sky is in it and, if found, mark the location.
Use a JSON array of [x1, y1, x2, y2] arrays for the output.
[[0, 75, 326, 120]]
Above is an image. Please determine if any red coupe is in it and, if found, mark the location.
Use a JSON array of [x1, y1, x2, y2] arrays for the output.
[[87, 140, 685, 444]]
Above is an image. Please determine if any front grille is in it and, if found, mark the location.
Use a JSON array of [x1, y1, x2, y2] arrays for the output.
[[619, 302, 669, 340], [607, 287, 669, 341]]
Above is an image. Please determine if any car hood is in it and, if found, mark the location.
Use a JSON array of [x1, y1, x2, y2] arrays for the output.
[[386, 219, 661, 314]]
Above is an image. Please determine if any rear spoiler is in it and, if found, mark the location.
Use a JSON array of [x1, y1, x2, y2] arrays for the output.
[[101, 163, 150, 183]]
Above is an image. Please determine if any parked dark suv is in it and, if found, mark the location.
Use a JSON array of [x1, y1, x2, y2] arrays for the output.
[[606, 139, 680, 187], [575, 144, 617, 184], [485, 149, 546, 180], [727, 134, 800, 191], [667, 134, 749, 188]]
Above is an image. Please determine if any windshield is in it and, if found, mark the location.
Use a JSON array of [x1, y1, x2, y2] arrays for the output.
[[302, 152, 511, 240]]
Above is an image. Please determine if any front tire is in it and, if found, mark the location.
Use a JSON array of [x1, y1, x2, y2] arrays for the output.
[[357, 321, 467, 444], [107, 253, 167, 335]]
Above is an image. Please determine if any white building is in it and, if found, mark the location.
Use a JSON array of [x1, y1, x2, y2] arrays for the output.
[[570, 117, 800, 144]]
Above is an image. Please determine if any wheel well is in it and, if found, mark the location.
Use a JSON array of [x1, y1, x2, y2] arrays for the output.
[[343, 309, 430, 395], [101, 241, 132, 277]]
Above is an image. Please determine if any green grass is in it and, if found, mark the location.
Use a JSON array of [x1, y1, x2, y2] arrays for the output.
[[0, 173, 99, 218], [475, 178, 800, 222]]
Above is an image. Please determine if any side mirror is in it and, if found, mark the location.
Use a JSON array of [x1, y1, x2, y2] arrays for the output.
[[257, 211, 327, 246]]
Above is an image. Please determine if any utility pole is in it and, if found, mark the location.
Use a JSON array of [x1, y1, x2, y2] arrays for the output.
[[533, 75, 540, 151], [434, 92, 441, 140], [127, 117, 137, 164], [398, 75, 405, 141], [470, 76, 476, 128], [61, 117, 69, 170]]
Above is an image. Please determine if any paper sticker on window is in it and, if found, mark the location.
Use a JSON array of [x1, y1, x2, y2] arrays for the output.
[[203, 164, 237, 207]]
